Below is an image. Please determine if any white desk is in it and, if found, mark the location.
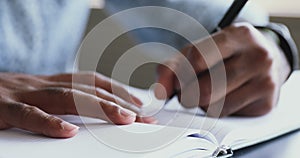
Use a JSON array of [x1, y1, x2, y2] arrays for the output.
[[235, 130, 300, 158]]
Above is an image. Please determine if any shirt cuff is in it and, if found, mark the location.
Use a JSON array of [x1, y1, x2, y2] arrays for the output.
[[256, 23, 299, 72]]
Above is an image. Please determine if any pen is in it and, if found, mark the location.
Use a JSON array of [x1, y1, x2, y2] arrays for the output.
[[164, 0, 249, 104]]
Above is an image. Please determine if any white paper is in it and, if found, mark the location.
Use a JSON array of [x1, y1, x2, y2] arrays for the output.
[[1, 71, 300, 158]]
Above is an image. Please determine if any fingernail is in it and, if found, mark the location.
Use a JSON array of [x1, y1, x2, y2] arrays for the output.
[[60, 121, 79, 132], [145, 117, 159, 124], [136, 117, 158, 124], [120, 108, 136, 118]]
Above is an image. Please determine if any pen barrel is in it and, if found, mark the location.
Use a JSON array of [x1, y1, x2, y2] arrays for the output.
[[214, 0, 249, 32]]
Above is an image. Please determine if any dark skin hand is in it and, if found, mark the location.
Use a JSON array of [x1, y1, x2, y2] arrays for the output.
[[0, 71, 156, 138], [155, 23, 291, 117]]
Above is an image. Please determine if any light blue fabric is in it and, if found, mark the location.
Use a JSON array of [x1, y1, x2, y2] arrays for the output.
[[0, 0, 268, 74], [0, 0, 90, 74], [104, 0, 269, 49]]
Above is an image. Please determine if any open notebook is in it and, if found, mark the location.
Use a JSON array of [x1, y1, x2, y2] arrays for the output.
[[1, 71, 300, 158]]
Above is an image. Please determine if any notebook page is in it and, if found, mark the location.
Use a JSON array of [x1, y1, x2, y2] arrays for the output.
[[128, 71, 300, 149], [0, 115, 216, 158], [1, 73, 299, 158], [128, 87, 240, 145], [219, 71, 300, 149]]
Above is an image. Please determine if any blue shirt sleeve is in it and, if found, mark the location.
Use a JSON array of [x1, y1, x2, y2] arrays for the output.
[[0, 0, 90, 75], [104, 0, 269, 49]]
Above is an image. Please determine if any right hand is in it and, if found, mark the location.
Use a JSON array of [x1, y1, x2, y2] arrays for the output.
[[0, 72, 154, 138], [154, 23, 290, 117]]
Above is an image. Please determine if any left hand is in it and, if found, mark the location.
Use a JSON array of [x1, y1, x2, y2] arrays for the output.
[[0, 71, 156, 138], [155, 23, 291, 117]]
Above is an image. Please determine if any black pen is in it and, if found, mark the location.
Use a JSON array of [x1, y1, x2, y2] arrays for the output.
[[164, 0, 249, 104]]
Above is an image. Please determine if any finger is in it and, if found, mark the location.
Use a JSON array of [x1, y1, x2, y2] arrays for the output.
[[155, 51, 199, 100], [234, 98, 273, 116], [191, 24, 261, 73], [43, 82, 141, 114], [155, 63, 176, 99], [45, 72, 143, 106], [136, 116, 158, 124], [106, 80, 143, 107], [205, 78, 270, 117], [0, 119, 11, 129], [180, 54, 261, 107], [154, 27, 244, 99], [2, 74, 45, 91], [0, 102, 79, 138], [15, 88, 137, 125]]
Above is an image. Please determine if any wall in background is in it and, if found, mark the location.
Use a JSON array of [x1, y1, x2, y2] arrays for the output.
[[270, 17, 300, 53], [251, 0, 300, 17], [82, 9, 157, 88]]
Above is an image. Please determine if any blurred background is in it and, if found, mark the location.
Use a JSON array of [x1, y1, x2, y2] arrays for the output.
[[252, 0, 300, 54], [81, 0, 300, 88]]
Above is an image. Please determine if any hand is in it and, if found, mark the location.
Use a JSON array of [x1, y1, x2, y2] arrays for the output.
[[0, 71, 155, 138], [155, 23, 291, 117]]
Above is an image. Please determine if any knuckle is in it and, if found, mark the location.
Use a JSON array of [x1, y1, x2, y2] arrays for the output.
[[42, 115, 59, 127], [237, 24, 253, 34], [47, 87, 76, 97], [229, 23, 255, 41], [215, 31, 230, 46], [258, 100, 273, 115], [20, 106, 39, 121], [255, 46, 271, 61], [44, 88, 77, 108], [217, 31, 229, 41], [262, 76, 276, 92], [250, 46, 273, 71]]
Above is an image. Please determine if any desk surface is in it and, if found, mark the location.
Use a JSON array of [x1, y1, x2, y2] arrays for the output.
[[235, 130, 300, 158]]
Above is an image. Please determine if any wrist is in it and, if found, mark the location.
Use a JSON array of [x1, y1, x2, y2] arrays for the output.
[[256, 23, 299, 78], [258, 28, 291, 83]]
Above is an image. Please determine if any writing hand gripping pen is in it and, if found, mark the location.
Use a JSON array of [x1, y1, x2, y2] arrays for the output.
[[164, 0, 249, 104]]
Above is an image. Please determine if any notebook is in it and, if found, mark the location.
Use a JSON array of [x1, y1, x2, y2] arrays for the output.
[[0, 71, 300, 158]]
